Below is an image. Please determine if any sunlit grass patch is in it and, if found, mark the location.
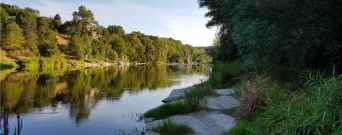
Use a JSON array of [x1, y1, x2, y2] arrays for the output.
[[144, 101, 187, 119]]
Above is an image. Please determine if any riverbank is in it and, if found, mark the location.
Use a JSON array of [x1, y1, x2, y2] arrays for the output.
[[0, 55, 210, 73], [140, 60, 342, 135]]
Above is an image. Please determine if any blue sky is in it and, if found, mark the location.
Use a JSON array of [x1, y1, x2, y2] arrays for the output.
[[1, 0, 216, 47]]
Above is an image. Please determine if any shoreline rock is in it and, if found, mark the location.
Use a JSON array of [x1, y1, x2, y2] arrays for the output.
[[161, 87, 192, 103]]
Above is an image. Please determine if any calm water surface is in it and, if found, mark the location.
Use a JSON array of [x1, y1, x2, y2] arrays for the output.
[[0, 65, 209, 135]]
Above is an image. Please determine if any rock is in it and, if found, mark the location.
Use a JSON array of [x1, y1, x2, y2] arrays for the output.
[[213, 89, 236, 96], [206, 96, 241, 110], [146, 111, 236, 135], [162, 87, 192, 103]]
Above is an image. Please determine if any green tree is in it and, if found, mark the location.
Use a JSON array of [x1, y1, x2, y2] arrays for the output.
[[38, 42, 59, 57], [71, 5, 98, 37], [107, 25, 125, 35], [199, 0, 342, 69], [37, 17, 57, 43], [17, 8, 39, 54], [70, 35, 88, 60], [1, 22, 25, 50], [53, 14, 62, 31]]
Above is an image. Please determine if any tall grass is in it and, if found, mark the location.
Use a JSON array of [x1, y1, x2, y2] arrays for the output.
[[144, 101, 187, 119], [208, 60, 244, 88], [151, 119, 193, 134], [222, 122, 248, 135], [228, 71, 342, 135]]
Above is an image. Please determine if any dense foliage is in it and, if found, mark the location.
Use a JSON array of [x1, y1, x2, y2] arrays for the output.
[[199, 1, 342, 134], [199, 0, 342, 70], [0, 3, 209, 64]]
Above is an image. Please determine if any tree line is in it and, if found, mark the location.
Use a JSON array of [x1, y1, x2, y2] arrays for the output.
[[199, 0, 342, 70], [0, 3, 209, 64]]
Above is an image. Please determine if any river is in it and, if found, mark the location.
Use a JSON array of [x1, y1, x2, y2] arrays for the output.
[[0, 65, 210, 135]]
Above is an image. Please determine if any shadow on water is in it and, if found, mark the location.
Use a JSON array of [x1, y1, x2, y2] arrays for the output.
[[0, 64, 210, 134]]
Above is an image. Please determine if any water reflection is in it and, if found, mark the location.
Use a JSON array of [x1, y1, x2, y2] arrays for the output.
[[0, 65, 210, 134]]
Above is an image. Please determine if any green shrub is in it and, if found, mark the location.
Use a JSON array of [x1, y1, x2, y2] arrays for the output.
[[151, 119, 193, 134], [209, 60, 244, 88], [38, 42, 59, 57]]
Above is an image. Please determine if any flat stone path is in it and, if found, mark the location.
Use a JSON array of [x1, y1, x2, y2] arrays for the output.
[[206, 96, 241, 110], [145, 111, 236, 135], [213, 88, 236, 96], [135, 88, 242, 135]]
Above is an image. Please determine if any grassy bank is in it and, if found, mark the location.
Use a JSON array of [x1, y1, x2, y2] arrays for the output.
[[20, 57, 86, 72], [145, 60, 342, 135], [226, 71, 342, 135]]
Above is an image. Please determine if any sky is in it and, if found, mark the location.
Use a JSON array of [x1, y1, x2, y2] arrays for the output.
[[1, 0, 217, 47]]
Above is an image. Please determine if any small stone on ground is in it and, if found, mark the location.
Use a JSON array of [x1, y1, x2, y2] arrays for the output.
[[162, 87, 192, 103], [206, 96, 241, 110], [213, 89, 235, 96]]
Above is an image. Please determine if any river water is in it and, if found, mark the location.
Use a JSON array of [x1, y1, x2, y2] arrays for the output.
[[0, 65, 210, 135]]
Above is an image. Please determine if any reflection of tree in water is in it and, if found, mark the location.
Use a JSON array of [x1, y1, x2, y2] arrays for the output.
[[0, 65, 210, 124]]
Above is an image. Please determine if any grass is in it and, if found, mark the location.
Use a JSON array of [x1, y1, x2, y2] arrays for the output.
[[222, 122, 248, 135], [208, 60, 244, 88], [144, 101, 188, 119], [151, 119, 193, 134], [225, 71, 342, 135]]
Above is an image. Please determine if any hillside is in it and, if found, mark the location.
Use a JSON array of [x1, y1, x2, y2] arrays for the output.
[[0, 3, 210, 70]]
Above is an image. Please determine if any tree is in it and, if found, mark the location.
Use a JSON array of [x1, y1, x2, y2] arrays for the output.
[[53, 14, 62, 31], [70, 35, 88, 60], [37, 17, 57, 43], [199, 0, 342, 69], [17, 8, 39, 54], [71, 5, 98, 36], [0, 7, 9, 47], [1, 22, 25, 50], [38, 41, 59, 57], [107, 25, 125, 35]]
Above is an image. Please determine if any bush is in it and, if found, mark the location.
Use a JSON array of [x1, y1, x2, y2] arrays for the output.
[[151, 119, 193, 134], [38, 42, 59, 57]]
